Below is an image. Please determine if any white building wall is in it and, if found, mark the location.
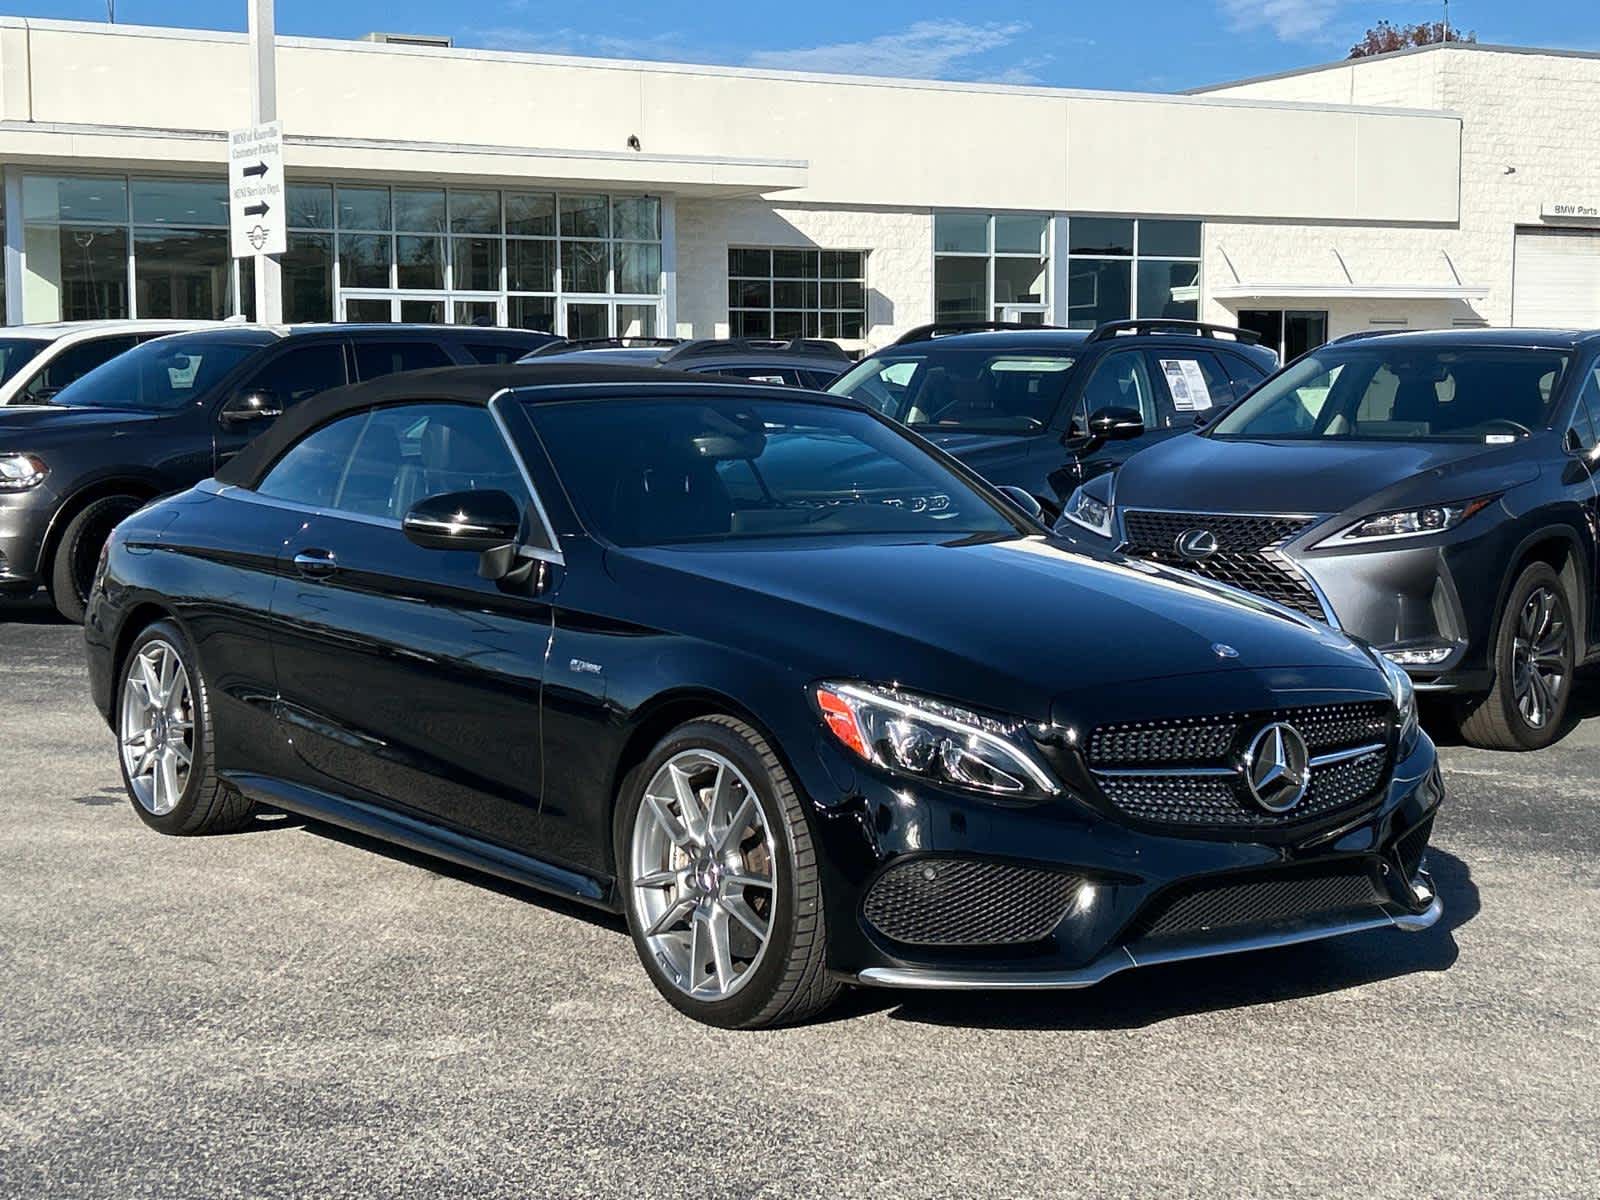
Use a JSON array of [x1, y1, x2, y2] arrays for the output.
[[676, 200, 931, 345], [1199, 46, 1600, 334]]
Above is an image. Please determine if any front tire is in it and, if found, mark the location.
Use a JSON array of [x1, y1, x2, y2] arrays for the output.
[[50, 494, 143, 623], [1458, 562, 1575, 751], [616, 716, 843, 1029], [116, 619, 254, 834]]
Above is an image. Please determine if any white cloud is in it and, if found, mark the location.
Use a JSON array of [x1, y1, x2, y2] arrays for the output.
[[1218, 0, 1342, 41], [745, 20, 1032, 81]]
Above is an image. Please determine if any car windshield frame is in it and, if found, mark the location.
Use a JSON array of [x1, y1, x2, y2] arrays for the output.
[[51, 332, 274, 412], [1206, 344, 1573, 444], [0, 337, 49, 388], [829, 346, 1080, 435], [521, 392, 1029, 549]]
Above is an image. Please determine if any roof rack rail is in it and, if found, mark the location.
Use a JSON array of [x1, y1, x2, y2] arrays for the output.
[[658, 336, 852, 363], [529, 336, 683, 356], [1329, 329, 1405, 344], [893, 320, 1066, 346], [1084, 319, 1263, 346]]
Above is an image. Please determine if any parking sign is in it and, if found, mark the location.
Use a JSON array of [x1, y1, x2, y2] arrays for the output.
[[228, 120, 286, 259]]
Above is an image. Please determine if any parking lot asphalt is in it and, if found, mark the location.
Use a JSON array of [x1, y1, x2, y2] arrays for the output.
[[1, 596, 1597, 1199]]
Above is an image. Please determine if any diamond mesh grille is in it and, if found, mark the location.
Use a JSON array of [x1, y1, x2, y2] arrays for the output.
[[1131, 866, 1386, 940], [861, 858, 1082, 947], [1120, 509, 1327, 621]]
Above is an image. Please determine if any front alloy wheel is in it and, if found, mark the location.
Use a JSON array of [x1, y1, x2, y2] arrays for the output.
[[120, 639, 195, 816], [1459, 562, 1575, 751], [1510, 585, 1568, 731], [618, 717, 842, 1028]]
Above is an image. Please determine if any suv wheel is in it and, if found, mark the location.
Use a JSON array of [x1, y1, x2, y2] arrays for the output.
[[616, 716, 843, 1029], [117, 619, 254, 834], [1458, 562, 1575, 751], [50, 494, 143, 623]]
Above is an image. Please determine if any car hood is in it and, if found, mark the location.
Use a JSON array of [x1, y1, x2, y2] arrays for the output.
[[608, 534, 1384, 725], [1116, 432, 1542, 517], [916, 429, 1030, 456], [0, 404, 166, 446]]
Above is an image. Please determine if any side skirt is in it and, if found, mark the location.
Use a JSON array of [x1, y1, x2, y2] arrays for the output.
[[224, 771, 618, 912]]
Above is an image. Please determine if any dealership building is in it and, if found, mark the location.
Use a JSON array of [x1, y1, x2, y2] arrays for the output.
[[0, 17, 1596, 359]]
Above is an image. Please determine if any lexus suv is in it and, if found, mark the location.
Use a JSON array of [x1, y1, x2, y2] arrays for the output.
[[829, 320, 1277, 513], [1057, 328, 1600, 750], [87, 362, 1441, 1028], [0, 322, 555, 621]]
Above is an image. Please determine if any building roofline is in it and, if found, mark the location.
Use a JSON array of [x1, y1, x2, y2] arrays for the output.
[[1188, 41, 1600, 95], [0, 15, 1459, 121]]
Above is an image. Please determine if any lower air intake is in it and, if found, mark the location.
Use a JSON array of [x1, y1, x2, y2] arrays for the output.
[[1129, 865, 1386, 941], [862, 858, 1082, 947]]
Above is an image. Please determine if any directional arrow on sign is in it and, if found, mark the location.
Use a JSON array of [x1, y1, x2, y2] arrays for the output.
[[243, 161, 269, 179], [244, 202, 271, 218]]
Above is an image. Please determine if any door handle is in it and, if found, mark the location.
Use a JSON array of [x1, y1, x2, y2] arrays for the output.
[[293, 548, 338, 578]]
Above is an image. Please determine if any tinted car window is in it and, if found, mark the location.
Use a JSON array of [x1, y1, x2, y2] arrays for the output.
[[526, 396, 1017, 546], [1221, 352, 1269, 399], [353, 340, 454, 380], [255, 413, 367, 509], [832, 350, 1076, 433], [1212, 347, 1572, 442], [19, 335, 139, 401], [464, 342, 521, 365], [0, 338, 46, 386], [1078, 350, 1159, 429], [1569, 363, 1600, 451], [53, 335, 270, 411], [703, 367, 802, 387], [1153, 352, 1231, 415], [239, 342, 348, 407]]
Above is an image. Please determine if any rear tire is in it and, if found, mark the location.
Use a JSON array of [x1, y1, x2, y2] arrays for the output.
[[615, 716, 843, 1029], [116, 619, 255, 835], [1458, 562, 1574, 751], [50, 494, 143, 624]]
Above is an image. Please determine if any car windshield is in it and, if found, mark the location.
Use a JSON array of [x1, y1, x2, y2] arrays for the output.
[[1209, 345, 1571, 442], [52, 334, 270, 411], [525, 395, 1019, 547], [830, 349, 1078, 434], [0, 338, 47, 387]]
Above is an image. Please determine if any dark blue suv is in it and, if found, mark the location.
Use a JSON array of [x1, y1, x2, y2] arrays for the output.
[[830, 320, 1278, 514]]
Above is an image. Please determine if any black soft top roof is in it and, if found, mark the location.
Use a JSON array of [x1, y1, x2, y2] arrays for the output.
[[212, 362, 815, 490]]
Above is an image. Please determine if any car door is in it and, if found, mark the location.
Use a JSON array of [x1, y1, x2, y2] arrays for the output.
[[213, 338, 351, 469], [1057, 348, 1174, 489], [1562, 358, 1600, 651], [262, 401, 553, 851]]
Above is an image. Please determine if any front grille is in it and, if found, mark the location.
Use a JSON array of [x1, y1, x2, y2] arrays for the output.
[[1120, 509, 1328, 621], [861, 858, 1082, 947], [1130, 865, 1387, 941], [1087, 701, 1392, 832]]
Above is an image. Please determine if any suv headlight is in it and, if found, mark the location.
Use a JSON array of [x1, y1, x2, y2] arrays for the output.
[[0, 453, 48, 492], [813, 681, 1058, 798], [1378, 654, 1421, 756], [1059, 476, 1115, 539], [1319, 496, 1497, 545]]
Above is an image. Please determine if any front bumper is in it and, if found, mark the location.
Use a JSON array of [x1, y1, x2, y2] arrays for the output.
[[0, 485, 57, 591], [801, 728, 1444, 989]]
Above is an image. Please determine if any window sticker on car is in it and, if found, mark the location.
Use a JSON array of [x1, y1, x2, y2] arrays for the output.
[[1160, 358, 1214, 411]]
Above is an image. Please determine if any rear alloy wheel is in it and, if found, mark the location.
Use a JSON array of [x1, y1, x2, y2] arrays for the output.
[[50, 494, 143, 623], [1459, 562, 1575, 751], [618, 717, 843, 1028], [115, 619, 254, 835]]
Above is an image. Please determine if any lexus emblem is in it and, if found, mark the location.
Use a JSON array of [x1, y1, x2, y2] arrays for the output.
[[1176, 528, 1219, 560], [1243, 723, 1311, 813]]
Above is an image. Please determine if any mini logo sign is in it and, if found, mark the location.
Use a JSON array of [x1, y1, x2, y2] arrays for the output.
[[1244, 722, 1311, 813], [1176, 528, 1219, 560]]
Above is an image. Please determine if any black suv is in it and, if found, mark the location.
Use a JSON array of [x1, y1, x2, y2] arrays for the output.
[[526, 336, 852, 389], [1056, 328, 1600, 750], [829, 320, 1277, 513], [0, 323, 555, 621]]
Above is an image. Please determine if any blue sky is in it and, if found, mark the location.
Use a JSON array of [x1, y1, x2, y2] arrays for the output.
[[13, 1, 1599, 92]]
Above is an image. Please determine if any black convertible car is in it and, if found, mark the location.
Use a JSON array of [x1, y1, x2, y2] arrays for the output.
[[86, 364, 1443, 1028]]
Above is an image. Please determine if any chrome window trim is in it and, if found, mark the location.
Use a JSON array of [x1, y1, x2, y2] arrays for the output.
[[488, 388, 565, 565]]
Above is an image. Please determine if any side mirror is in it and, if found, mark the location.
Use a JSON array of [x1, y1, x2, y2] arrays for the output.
[[995, 485, 1045, 524], [1088, 406, 1145, 441], [403, 490, 524, 553], [220, 390, 284, 427]]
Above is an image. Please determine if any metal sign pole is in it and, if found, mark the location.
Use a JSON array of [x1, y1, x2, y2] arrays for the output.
[[249, 0, 284, 324]]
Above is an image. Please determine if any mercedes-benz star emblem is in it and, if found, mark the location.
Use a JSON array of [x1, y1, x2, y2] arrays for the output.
[[1176, 528, 1219, 560], [1243, 722, 1311, 813]]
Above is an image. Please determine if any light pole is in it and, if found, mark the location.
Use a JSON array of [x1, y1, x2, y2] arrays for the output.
[[248, 0, 283, 323]]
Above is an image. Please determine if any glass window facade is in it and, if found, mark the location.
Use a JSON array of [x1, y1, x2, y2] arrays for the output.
[[1066, 216, 1202, 328], [727, 248, 867, 340], [12, 173, 663, 333], [934, 212, 1049, 323]]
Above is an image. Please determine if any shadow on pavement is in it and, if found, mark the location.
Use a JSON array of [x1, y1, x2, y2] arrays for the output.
[[868, 848, 1479, 1032], [0, 595, 67, 626]]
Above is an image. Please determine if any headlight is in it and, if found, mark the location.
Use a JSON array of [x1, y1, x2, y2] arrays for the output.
[[1378, 654, 1421, 755], [813, 681, 1058, 798], [1319, 496, 1496, 545], [1060, 479, 1114, 538], [0, 453, 48, 492]]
